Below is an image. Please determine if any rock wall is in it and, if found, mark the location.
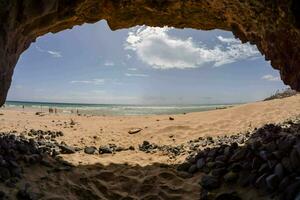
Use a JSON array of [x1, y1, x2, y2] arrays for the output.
[[0, 0, 299, 105]]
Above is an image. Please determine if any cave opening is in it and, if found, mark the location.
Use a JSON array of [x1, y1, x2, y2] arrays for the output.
[[5, 20, 286, 115], [1, 0, 300, 199]]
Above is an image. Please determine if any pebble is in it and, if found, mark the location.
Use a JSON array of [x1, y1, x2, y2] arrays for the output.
[[184, 120, 300, 199], [128, 128, 142, 134], [83, 146, 96, 154], [266, 174, 279, 190], [59, 145, 76, 154], [200, 175, 220, 190], [224, 171, 238, 183]]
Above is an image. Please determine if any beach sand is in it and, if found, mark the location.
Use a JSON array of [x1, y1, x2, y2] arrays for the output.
[[1, 95, 300, 199]]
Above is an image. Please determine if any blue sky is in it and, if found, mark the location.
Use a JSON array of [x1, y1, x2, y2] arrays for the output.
[[8, 20, 285, 105]]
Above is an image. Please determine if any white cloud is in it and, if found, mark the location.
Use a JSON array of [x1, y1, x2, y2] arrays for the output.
[[217, 36, 238, 43], [125, 26, 259, 69], [125, 73, 148, 77], [126, 54, 132, 59], [35, 45, 62, 58], [104, 61, 114, 66], [128, 68, 138, 71], [261, 74, 280, 81], [47, 51, 62, 58], [70, 79, 105, 85]]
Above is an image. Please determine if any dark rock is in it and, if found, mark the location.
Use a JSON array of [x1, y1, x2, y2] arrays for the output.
[[238, 171, 257, 187], [282, 157, 293, 172], [266, 174, 279, 190], [177, 163, 190, 172], [0, 167, 10, 181], [99, 146, 113, 154], [169, 117, 174, 120], [128, 128, 142, 134], [231, 142, 238, 150], [0, 191, 5, 199], [278, 138, 293, 152], [206, 162, 215, 169], [267, 160, 277, 169], [249, 140, 261, 151], [278, 176, 291, 192], [188, 164, 197, 174], [84, 146, 97, 154], [255, 173, 267, 189], [207, 148, 218, 158], [229, 163, 243, 172], [199, 175, 220, 190], [274, 163, 284, 179], [17, 187, 41, 200], [211, 168, 227, 177], [224, 171, 238, 183], [196, 158, 205, 169], [258, 163, 269, 173], [281, 180, 300, 200], [272, 151, 283, 160], [214, 161, 225, 168], [215, 155, 227, 162], [199, 189, 209, 200], [252, 157, 263, 169], [259, 150, 270, 161], [59, 145, 76, 154], [230, 149, 246, 162], [265, 141, 277, 152], [128, 146, 135, 150], [290, 148, 300, 170], [224, 146, 231, 157], [215, 192, 242, 200]]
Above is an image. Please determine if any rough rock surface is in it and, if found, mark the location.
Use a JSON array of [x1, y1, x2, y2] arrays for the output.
[[0, 0, 300, 105], [178, 119, 300, 200]]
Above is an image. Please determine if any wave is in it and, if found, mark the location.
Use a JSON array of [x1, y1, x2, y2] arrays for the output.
[[4, 101, 238, 116]]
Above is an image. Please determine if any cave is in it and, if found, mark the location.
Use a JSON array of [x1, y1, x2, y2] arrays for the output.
[[0, 0, 300, 106], [0, 1, 300, 199]]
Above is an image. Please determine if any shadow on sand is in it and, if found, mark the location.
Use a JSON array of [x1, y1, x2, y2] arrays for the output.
[[1, 120, 300, 200]]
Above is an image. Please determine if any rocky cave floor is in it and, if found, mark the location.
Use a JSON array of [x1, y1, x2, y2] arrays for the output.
[[0, 119, 300, 199]]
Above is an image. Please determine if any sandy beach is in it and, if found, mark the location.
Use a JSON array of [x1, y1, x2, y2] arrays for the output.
[[2, 95, 300, 166], [1, 95, 300, 199]]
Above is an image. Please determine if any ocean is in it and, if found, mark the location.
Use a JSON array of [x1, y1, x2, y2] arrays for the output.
[[4, 101, 239, 116]]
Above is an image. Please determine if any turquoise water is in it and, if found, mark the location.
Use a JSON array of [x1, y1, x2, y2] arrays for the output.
[[4, 101, 239, 116]]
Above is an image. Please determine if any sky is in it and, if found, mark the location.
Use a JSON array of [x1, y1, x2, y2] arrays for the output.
[[7, 20, 286, 105]]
